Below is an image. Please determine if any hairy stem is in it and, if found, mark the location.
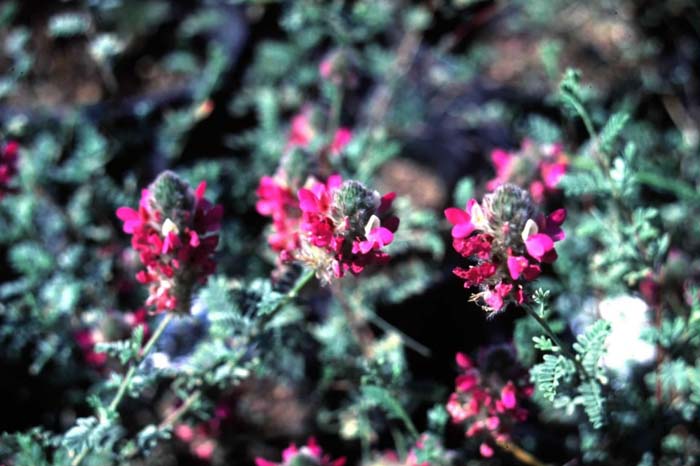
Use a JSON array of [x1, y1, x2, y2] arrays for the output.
[[72, 313, 175, 466], [523, 304, 590, 380]]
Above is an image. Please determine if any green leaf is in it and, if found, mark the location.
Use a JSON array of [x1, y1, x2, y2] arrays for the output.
[[361, 385, 418, 437]]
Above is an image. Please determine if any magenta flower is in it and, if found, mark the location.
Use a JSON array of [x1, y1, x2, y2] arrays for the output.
[[259, 172, 399, 282], [445, 184, 565, 312], [116, 172, 222, 314], [288, 112, 316, 149], [487, 140, 569, 204], [444, 199, 479, 238], [330, 128, 352, 156], [255, 438, 346, 466], [447, 352, 530, 458], [506, 256, 541, 281], [256, 174, 302, 260], [74, 329, 107, 368], [0, 140, 19, 199]]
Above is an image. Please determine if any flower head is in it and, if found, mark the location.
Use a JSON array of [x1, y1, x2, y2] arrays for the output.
[[0, 140, 19, 199], [487, 140, 568, 203], [255, 438, 346, 466], [116, 171, 222, 314], [446, 352, 531, 458], [445, 184, 565, 313], [286, 110, 352, 157], [258, 173, 399, 282]]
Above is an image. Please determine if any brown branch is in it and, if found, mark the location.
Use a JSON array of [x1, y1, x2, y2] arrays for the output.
[[496, 437, 551, 466]]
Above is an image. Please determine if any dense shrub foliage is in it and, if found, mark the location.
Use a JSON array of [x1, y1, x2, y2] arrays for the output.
[[1, 1, 699, 465]]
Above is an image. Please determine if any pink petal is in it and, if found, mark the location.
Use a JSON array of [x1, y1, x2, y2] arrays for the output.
[[255, 460, 278, 466], [298, 189, 318, 212], [479, 443, 494, 458], [359, 240, 373, 254], [541, 162, 567, 188], [372, 227, 393, 246], [522, 263, 541, 280], [116, 206, 138, 221], [444, 207, 470, 225], [491, 148, 512, 172], [194, 440, 215, 460], [501, 381, 517, 409], [484, 290, 504, 311], [525, 233, 554, 261], [327, 174, 343, 190], [282, 444, 298, 462], [455, 352, 472, 369], [189, 231, 200, 247], [529, 180, 545, 204], [486, 416, 500, 430], [456, 373, 478, 392], [507, 255, 528, 280], [195, 180, 207, 200], [549, 208, 567, 226], [451, 222, 475, 239]]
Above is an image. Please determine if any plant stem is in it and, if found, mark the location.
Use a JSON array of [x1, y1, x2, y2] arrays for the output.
[[72, 313, 175, 466], [366, 311, 431, 357], [158, 391, 202, 430], [496, 437, 550, 466], [73, 270, 316, 466], [523, 304, 590, 380], [288, 268, 316, 300], [108, 313, 175, 413]]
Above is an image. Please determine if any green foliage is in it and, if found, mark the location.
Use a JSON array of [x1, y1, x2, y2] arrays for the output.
[[360, 385, 418, 438], [94, 326, 144, 365], [573, 319, 611, 378]]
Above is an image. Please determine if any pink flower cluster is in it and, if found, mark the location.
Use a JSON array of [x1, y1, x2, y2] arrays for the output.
[[175, 402, 232, 461], [488, 139, 568, 203], [445, 184, 565, 312], [255, 437, 346, 466], [74, 309, 149, 368], [446, 353, 531, 458], [257, 173, 399, 282], [287, 111, 352, 157], [0, 140, 19, 199], [116, 172, 222, 313], [256, 174, 301, 261]]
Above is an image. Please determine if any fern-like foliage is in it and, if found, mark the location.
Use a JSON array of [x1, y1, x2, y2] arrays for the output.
[[531, 354, 574, 402]]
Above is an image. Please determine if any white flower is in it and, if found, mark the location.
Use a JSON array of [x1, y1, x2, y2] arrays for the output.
[[599, 295, 656, 376]]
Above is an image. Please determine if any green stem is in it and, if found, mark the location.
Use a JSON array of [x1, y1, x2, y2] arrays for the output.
[[72, 313, 175, 466], [523, 304, 590, 380], [107, 313, 174, 413], [274, 269, 315, 313], [366, 311, 431, 357], [72, 271, 316, 466]]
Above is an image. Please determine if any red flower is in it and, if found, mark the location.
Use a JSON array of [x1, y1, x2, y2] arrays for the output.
[[256, 438, 345, 466], [0, 140, 19, 199], [116, 172, 222, 314], [74, 329, 107, 367], [330, 128, 352, 156], [446, 352, 530, 458], [258, 173, 399, 282], [445, 185, 565, 312], [487, 140, 568, 203]]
